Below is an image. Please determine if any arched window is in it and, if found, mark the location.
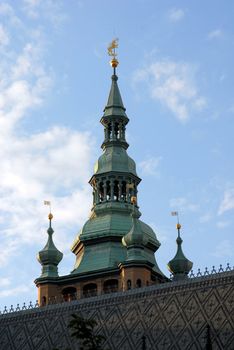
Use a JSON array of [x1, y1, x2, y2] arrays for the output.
[[41, 296, 46, 306], [114, 180, 119, 201], [127, 279, 131, 290], [106, 180, 110, 201], [122, 181, 126, 202], [62, 287, 77, 301], [103, 279, 118, 294], [83, 283, 97, 298], [99, 182, 104, 202], [136, 279, 142, 288]]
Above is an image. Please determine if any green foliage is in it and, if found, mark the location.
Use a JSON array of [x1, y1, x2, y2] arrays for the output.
[[68, 313, 107, 350]]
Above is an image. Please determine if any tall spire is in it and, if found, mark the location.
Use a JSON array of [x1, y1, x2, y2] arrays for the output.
[[101, 39, 129, 150], [71, 40, 165, 283], [167, 221, 193, 281]]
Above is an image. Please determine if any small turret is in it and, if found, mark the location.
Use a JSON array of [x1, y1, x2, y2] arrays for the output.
[[122, 198, 148, 261], [37, 213, 63, 278], [167, 222, 193, 281]]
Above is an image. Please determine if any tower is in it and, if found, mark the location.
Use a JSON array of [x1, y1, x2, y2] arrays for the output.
[[167, 222, 193, 281], [36, 213, 63, 304], [35, 40, 166, 305]]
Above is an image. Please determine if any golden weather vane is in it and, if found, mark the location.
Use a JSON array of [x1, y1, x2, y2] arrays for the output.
[[108, 38, 118, 58], [108, 38, 119, 69]]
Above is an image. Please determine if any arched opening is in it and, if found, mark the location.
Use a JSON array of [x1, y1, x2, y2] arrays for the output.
[[83, 283, 97, 298], [103, 279, 118, 294], [41, 296, 46, 306], [107, 123, 111, 140], [62, 287, 77, 302], [114, 122, 119, 139], [127, 279, 131, 290], [106, 180, 110, 201], [122, 181, 126, 202], [114, 180, 119, 201], [136, 279, 142, 288], [99, 182, 104, 202]]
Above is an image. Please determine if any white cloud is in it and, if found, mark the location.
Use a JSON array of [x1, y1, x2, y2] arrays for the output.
[[23, 0, 67, 27], [133, 60, 206, 122], [0, 24, 9, 46], [199, 213, 212, 223], [212, 239, 233, 258], [139, 156, 162, 176], [169, 8, 185, 22], [218, 188, 234, 215], [0, 1, 95, 271], [216, 221, 230, 229], [208, 29, 223, 40], [0, 284, 31, 298], [169, 197, 199, 212], [0, 277, 11, 288]]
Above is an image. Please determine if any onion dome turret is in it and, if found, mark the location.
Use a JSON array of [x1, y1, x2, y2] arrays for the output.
[[167, 223, 193, 281], [37, 213, 63, 278]]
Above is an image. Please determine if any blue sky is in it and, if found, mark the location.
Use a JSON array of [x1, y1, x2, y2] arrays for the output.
[[0, 0, 233, 308]]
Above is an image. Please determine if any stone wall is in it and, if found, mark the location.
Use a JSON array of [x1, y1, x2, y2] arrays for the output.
[[0, 270, 233, 350]]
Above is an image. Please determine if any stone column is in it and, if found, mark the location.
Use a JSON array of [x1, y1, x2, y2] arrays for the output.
[[103, 180, 107, 202]]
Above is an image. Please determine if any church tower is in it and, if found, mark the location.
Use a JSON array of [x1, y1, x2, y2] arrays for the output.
[[35, 40, 166, 305]]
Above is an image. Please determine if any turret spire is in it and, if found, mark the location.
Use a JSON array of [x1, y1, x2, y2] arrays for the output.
[[37, 210, 63, 278], [167, 215, 193, 281]]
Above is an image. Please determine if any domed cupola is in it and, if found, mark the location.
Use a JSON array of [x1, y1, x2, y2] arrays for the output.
[[167, 222, 193, 281], [37, 213, 63, 278], [122, 203, 148, 261]]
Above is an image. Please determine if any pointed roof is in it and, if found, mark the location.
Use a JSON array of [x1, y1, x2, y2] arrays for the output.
[[167, 224, 193, 280], [37, 214, 63, 278], [103, 73, 128, 120], [123, 209, 148, 248]]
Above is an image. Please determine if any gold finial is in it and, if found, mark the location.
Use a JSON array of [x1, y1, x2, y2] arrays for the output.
[[171, 211, 181, 236], [131, 196, 137, 205], [176, 223, 181, 230], [44, 200, 53, 221], [108, 38, 119, 68]]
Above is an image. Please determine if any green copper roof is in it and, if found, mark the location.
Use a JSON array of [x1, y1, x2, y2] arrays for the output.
[[71, 212, 162, 275], [37, 220, 63, 278], [123, 209, 148, 247], [103, 74, 128, 119], [69, 65, 165, 281], [167, 229, 193, 280], [94, 146, 137, 176]]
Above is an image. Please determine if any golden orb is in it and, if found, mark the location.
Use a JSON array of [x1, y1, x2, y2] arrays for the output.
[[48, 213, 53, 220], [176, 223, 181, 230], [110, 58, 119, 68]]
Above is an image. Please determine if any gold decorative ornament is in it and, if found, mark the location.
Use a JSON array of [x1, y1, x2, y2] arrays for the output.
[[48, 213, 53, 220], [131, 196, 137, 204], [176, 223, 181, 230], [107, 38, 119, 68]]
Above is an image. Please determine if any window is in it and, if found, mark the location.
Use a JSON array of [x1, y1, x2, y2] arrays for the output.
[[103, 279, 118, 294], [136, 279, 142, 288], [83, 283, 97, 298], [127, 279, 131, 290], [62, 287, 77, 301]]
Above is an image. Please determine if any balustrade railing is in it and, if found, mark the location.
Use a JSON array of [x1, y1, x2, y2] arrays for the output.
[[1, 263, 233, 316]]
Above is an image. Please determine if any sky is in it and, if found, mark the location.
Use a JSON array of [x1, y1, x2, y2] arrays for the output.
[[0, 0, 233, 309]]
